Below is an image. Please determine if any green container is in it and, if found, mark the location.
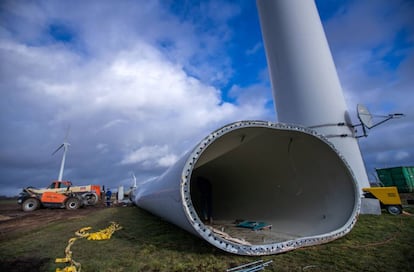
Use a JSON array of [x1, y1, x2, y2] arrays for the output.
[[376, 166, 414, 193]]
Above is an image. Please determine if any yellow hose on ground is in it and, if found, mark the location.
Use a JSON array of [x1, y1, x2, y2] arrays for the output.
[[55, 222, 122, 272]]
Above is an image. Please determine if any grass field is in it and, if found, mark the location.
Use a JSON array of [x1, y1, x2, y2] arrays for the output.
[[0, 202, 413, 272]]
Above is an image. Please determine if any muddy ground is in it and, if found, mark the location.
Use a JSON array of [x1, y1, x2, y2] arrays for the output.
[[0, 200, 107, 272], [0, 199, 104, 240]]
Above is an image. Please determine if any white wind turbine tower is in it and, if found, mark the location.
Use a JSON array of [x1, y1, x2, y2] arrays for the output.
[[52, 130, 70, 181], [131, 172, 137, 189]]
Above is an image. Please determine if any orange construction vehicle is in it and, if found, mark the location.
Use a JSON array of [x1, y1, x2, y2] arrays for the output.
[[17, 180, 102, 212]]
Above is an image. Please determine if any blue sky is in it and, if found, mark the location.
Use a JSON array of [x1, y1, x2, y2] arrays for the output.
[[0, 0, 413, 196]]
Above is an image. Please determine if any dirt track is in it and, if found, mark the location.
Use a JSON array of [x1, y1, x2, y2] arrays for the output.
[[0, 200, 103, 240]]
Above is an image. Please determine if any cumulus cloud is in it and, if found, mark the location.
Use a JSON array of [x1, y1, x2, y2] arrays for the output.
[[120, 145, 178, 168], [321, 0, 414, 179], [0, 0, 412, 195], [0, 0, 276, 195]]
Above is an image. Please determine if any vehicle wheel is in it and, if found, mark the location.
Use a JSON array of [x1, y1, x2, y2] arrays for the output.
[[84, 193, 98, 205], [386, 205, 402, 215], [66, 197, 81, 210], [22, 198, 40, 212]]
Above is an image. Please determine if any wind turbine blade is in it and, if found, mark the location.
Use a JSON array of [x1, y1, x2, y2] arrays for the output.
[[52, 144, 64, 155], [64, 125, 71, 142]]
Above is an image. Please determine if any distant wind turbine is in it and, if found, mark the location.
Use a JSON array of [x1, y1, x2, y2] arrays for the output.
[[52, 129, 70, 181], [131, 172, 137, 189]]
